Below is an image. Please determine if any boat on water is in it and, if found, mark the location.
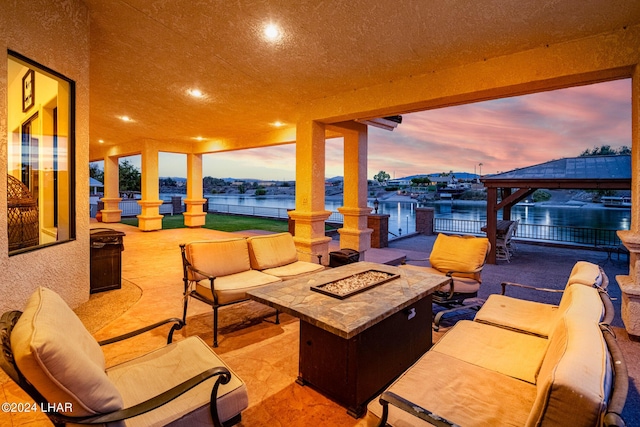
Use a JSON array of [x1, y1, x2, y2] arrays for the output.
[[601, 196, 631, 208]]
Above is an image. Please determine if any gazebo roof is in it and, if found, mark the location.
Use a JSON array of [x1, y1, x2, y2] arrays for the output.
[[481, 155, 631, 189], [89, 177, 104, 187]]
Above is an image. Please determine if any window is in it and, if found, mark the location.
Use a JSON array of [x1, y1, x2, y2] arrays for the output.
[[7, 51, 75, 254]]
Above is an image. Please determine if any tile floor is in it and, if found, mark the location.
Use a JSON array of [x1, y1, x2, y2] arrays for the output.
[[2, 223, 639, 426]]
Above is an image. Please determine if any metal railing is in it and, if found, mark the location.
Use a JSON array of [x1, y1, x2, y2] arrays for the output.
[[208, 203, 346, 224], [208, 203, 291, 219], [92, 201, 623, 249], [433, 218, 484, 236], [91, 200, 175, 218], [327, 211, 344, 224], [434, 218, 623, 248]]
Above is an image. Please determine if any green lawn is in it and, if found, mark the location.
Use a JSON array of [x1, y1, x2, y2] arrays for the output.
[[120, 213, 291, 232]]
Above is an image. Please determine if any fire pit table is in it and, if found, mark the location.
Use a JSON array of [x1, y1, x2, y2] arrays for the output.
[[247, 261, 448, 418]]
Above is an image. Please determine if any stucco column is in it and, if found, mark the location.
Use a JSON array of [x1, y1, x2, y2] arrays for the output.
[[617, 68, 640, 340], [183, 153, 206, 227], [336, 122, 372, 253], [100, 154, 122, 222], [137, 145, 163, 231], [289, 120, 332, 264]]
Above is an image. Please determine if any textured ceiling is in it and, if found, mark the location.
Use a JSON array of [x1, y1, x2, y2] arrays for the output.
[[85, 0, 640, 150]]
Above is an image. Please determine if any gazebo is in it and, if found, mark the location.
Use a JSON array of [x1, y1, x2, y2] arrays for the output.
[[89, 177, 104, 195], [481, 155, 631, 263]]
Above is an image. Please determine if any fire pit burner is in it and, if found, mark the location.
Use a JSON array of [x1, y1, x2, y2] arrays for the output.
[[310, 269, 399, 299]]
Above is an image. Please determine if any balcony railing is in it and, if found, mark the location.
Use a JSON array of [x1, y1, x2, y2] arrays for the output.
[[90, 200, 176, 218], [433, 218, 622, 248], [209, 203, 291, 219], [91, 201, 623, 249]]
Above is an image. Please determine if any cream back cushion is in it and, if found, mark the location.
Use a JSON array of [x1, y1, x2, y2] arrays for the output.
[[10, 287, 124, 417], [247, 233, 298, 270], [556, 283, 604, 324], [186, 238, 251, 281], [567, 261, 603, 288], [527, 316, 609, 427], [429, 234, 489, 280]]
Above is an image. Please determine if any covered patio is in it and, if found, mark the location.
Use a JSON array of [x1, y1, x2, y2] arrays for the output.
[[2, 1, 640, 425], [2, 0, 640, 331], [1, 224, 637, 425]]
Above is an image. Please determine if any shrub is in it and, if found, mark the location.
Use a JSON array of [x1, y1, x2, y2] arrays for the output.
[[532, 189, 552, 202]]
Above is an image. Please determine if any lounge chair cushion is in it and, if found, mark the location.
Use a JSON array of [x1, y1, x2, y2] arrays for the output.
[[367, 351, 537, 426], [528, 316, 610, 427], [185, 239, 252, 281], [107, 336, 248, 427], [247, 233, 299, 270], [432, 320, 548, 384], [474, 282, 603, 337], [195, 270, 281, 305], [567, 260, 603, 287], [10, 287, 124, 417], [475, 294, 560, 337], [429, 234, 489, 280]]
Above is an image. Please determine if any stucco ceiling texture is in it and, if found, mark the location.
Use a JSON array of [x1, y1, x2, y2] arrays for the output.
[[85, 0, 640, 148]]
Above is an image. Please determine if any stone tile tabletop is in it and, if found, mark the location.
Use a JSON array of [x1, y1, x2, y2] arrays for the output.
[[247, 261, 448, 338]]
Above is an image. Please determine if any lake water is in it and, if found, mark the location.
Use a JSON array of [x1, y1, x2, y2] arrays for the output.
[[190, 194, 632, 236]]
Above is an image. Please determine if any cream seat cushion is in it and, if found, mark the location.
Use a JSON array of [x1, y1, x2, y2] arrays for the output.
[[475, 293, 560, 337], [367, 351, 537, 426], [261, 261, 324, 280], [195, 270, 281, 305], [474, 281, 603, 337], [107, 336, 248, 427], [10, 287, 124, 417], [432, 320, 548, 384]]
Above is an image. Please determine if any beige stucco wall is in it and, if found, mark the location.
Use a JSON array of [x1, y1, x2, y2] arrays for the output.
[[303, 24, 640, 124], [0, 0, 90, 312]]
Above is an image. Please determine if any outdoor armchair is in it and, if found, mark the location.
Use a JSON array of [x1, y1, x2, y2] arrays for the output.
[[400, 233, 490, 330], [0, 287, 247, 427], [495, 219, 518, 262]]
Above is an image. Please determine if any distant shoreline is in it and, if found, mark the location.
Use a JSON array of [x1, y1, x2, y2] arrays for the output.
[[90, 191, 629, 211]]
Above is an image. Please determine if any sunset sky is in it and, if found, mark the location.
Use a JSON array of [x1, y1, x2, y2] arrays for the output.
[[143, 78, 631, 181]]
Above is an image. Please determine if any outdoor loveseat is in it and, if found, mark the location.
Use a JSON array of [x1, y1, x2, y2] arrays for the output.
[[180, 232, 323, 347]]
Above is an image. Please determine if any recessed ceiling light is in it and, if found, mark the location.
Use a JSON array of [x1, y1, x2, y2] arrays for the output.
[[194, 136, 204, 141], [98, 139, 104, 144], [188, 89, 204, 98], [273, 121, 284, 127], [120, 115, 132, 122], [264, 23, 281, 41]]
